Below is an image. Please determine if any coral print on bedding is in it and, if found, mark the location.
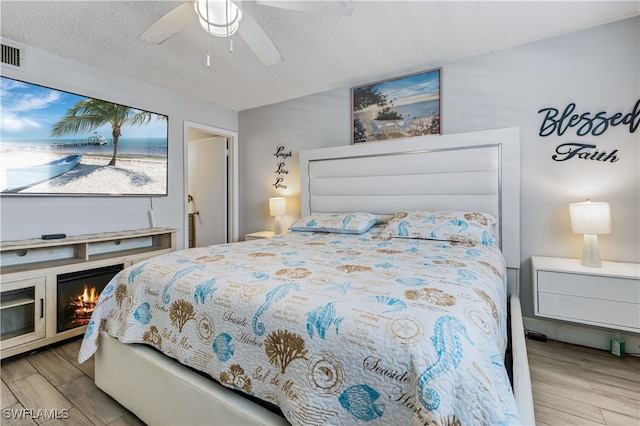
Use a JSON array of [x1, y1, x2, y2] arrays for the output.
[[79, 224, 520, 425]]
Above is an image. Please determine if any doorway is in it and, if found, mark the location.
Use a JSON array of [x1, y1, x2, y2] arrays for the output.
[[184, 121, 238, 248]]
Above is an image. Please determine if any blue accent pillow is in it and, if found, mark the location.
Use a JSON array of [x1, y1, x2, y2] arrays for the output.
[[290, 212, 377, 234]]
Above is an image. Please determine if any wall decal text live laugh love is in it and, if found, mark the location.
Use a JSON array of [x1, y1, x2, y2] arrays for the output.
[[538, 99, 639, 162], [273, 146, 291, 189]]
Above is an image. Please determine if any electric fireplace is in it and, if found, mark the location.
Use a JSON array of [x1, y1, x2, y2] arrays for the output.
[[57, 264, 123, 333]]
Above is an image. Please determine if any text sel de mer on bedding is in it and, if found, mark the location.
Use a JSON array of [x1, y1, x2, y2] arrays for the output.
[[552, 142, 619, 162], [538, 99, 640, 137]]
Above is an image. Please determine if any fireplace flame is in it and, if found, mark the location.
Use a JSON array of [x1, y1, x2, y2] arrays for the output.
[[70, 285, 99, 323], [82, 285, 98, 305]]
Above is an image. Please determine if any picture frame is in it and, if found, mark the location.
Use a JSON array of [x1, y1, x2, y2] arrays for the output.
[[0, 76, 168, 196], [352, 68, 441, 144]]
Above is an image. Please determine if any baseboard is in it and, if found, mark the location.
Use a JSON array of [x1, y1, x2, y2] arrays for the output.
[[524, 316, 640, 356]]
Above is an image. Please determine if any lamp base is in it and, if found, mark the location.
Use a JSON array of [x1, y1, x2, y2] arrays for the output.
[[581, 234, 602, 268], [274, 216, 283, 235]]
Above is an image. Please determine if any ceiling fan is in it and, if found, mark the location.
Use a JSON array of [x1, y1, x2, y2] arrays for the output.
[[139, 0, 354, 66]]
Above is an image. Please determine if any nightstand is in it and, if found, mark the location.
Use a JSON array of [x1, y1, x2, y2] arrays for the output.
[[532, 256, 640, 333], [245, 231, 275, 241]]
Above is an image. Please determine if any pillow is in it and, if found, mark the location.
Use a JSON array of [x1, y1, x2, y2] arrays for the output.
[[289, 212, 377, 234], [380, 211, 497, 245]]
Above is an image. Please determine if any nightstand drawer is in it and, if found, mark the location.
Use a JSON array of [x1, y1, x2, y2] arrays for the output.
[[532, 256, 640, 333], [538, 292, 640, 330], [537, 270, 639, 303]]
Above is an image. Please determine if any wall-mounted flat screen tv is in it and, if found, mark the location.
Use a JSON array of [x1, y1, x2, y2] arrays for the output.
[[0, 76, 168, 196]]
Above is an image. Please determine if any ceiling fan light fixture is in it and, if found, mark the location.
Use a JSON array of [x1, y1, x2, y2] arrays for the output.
[[195, 0, 242, 38]]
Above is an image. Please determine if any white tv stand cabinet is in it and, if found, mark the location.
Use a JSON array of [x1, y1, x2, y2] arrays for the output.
[[0, 228, 176, 359]]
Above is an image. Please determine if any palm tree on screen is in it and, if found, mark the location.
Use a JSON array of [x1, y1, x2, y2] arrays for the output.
[[50, 99, 157, 166]]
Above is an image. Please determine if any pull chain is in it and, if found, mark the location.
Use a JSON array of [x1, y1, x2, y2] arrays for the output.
[[226, 0, 233, 54], [203, 0, 235, 64], [206, 0, 211, 66]]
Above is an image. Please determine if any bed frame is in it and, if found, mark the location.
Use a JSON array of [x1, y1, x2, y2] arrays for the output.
[[94, 127, 535, 425]]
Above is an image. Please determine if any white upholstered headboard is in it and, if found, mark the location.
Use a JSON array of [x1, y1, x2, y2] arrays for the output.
[[299, 127, 520, 291]]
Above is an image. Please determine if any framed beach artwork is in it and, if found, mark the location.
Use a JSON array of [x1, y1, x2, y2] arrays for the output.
[[0, 76, 168, 196], [352, 68, 440, 144]]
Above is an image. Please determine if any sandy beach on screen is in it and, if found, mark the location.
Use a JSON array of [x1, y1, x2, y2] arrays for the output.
[[0, 151, 167, 194]]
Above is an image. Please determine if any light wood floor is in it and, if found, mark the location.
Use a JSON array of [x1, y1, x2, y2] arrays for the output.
[[1, 337, 639, 425], [527, 338, 639, 425], [1, 338, 143, 426]]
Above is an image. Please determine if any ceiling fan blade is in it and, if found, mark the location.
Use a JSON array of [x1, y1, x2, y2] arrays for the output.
[[237, 11, 283, 66], [255, 1, 354, 16], [139, 1, 196, 44]]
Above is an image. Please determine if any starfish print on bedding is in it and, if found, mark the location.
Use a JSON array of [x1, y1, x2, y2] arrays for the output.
[[327, 281, 357, 295], [228, 262, 248, 272]]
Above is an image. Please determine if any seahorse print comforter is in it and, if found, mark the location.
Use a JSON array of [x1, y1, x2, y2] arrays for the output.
[[79, 226, 520, 425]]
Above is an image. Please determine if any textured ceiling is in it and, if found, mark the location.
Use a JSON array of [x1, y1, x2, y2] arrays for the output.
[[1, 1, 638, 112]]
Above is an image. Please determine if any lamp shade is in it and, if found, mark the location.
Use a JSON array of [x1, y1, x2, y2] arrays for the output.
[[194, 0, 242, 37], [569, 201, 611, 235], [269, 197, 287, 217]]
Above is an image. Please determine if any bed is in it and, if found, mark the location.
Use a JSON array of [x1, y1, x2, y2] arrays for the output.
[[79, 127, 534, 425]]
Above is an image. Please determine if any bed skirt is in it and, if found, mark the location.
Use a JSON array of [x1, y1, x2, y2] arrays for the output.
[[95, 330, 288, 426]]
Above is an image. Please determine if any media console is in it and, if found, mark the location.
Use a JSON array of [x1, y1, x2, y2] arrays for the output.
[[0, 227, 176, 359]]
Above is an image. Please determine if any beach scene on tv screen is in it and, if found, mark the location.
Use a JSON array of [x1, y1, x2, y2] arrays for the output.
[[0, 76, 168, 195]]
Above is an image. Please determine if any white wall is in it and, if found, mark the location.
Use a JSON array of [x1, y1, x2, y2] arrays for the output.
[[238, 17, 640, 319], [238, 89, 349, 236], [1, 44, 238, 249], [441, 17, 639, 319]]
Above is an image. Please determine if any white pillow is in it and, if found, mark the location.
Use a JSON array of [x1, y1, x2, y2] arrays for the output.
[[289, 212, 377, 234], [380, 211, 497, 245]]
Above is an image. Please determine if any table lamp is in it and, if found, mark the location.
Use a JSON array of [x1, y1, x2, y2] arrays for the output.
[[269, 197, 287, 234], [569, 200, 611, 267]]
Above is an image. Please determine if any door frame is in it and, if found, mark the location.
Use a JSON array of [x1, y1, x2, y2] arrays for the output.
[[183, 120, 239, 248]]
